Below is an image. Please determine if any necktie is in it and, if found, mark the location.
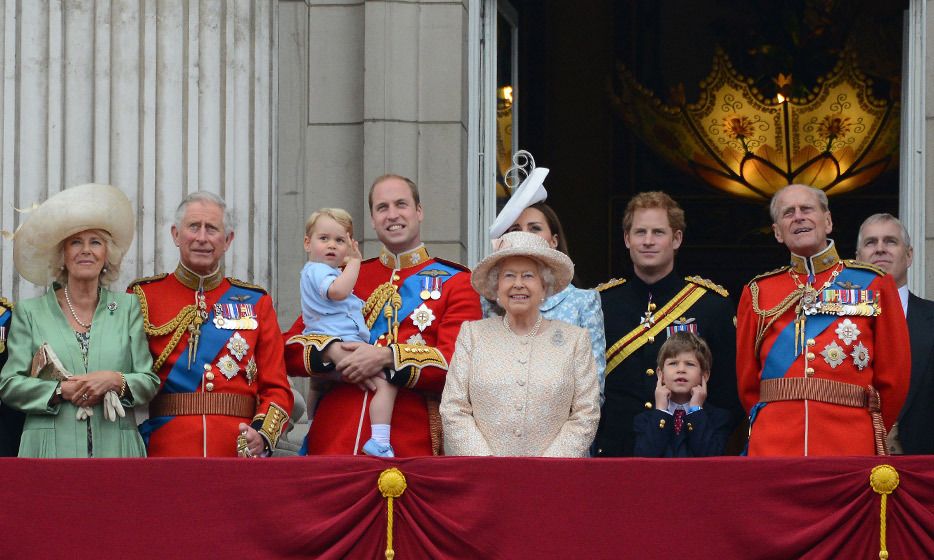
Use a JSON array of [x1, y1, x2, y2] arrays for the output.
[[673, 409, 686, 435]]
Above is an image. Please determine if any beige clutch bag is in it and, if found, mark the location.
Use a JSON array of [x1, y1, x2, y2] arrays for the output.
[[29, 342, 72, 381]]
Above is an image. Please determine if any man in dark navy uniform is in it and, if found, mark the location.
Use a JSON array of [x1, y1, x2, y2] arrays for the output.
[[0, 296, 24, 456], [595, 191, 741, 457]]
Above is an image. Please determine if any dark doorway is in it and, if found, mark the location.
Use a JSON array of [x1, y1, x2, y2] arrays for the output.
[[511, 0, 906, 298]]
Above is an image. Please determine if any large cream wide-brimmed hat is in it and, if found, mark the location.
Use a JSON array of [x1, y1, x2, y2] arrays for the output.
[[471, 231, 574, 300], [13, 183, 135, 286]]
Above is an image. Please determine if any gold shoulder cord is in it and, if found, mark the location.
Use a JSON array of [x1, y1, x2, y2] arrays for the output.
[[362, 282, 403, 344], [750, 281, 804, 354], [363, 283, 396, 328], [133, 285, 199, 372]]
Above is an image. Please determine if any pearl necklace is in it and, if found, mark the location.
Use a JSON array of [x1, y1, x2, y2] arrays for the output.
[[503, 313, 544, 338], [64, 286, 96, 329]]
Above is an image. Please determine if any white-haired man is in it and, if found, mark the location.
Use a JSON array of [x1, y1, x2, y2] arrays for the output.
[[736, 184, 909, 456], [131, 191, 293, 457]]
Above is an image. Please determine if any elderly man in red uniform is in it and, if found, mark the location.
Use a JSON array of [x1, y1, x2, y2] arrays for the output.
[[284, 174, 482, 456], [737, 184, 909, 456], [131, 192, 293, 457]]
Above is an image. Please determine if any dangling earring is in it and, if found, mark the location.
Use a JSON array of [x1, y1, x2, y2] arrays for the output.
[[102, 267, 108, 273]]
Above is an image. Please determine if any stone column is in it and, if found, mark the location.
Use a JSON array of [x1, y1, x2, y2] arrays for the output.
[[0, 0, 277, 299], [277, 0, 470, 321]]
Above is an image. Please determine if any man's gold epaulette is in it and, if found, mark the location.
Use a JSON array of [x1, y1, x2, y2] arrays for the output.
[[595, 278, 627, 292], [435, 257, 470, 273], [127, 273, 169, 289], [0, 296, 13, 310], [228, 277, 268, 294], [747, 266, 790, 284], [686, 276, 729, 297], [843, 259, 886, 276]]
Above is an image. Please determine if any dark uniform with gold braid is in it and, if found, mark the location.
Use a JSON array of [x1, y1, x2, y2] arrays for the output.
[[594, 271, 742, 456], [130, 265, 293, 457], [0, 296, 24, 456]]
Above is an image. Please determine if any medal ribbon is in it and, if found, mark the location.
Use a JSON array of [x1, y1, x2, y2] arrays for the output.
[[368, 263, 460, 344]]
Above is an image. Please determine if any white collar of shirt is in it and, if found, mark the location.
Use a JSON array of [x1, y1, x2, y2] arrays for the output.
[[666, 402, 691, 415], [898, 284, 909, 317]]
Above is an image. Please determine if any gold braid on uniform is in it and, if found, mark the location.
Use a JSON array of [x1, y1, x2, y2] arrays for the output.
[[750, 280, 805, 354], [363, 283, 397, 329], [133, 285, 200, 372]]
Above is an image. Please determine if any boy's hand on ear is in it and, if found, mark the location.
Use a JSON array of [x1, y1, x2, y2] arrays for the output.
[[654, 375, 670, 411], [690, 376, 708, 408]]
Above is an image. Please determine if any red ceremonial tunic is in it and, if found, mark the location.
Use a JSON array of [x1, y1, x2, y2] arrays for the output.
[[736, 243, 909, 456], [132, 266, 293, 457], [284, 245, 482, 456]]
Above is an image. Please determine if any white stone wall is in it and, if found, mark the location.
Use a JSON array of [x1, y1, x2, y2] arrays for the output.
[[0, 0, 277, 301], [276, 0, 470, 324]]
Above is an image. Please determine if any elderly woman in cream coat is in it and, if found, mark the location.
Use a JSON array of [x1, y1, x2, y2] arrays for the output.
[[440, 231, 600, 457], [0, 183, 159, 458]]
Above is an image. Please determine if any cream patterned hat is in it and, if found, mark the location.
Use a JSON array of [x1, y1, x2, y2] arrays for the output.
[[13, 183, 135, 286], [471, 231, 574, 300]]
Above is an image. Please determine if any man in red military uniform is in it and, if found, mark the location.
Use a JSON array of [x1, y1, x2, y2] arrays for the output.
[[737, 184, 909, 455], [284, 174, 482, 456], [132, 192, 293, 457]]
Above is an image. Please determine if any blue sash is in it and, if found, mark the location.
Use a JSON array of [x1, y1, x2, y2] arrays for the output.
[[745, 266, 878, 451], [368, 262, 460, 344], [140, 284, 261, 444]]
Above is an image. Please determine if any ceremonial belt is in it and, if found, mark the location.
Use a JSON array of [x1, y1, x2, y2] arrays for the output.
[[150, 393, 255, 419], [605, 283, 707, 376], [759, 378, 887, 455]]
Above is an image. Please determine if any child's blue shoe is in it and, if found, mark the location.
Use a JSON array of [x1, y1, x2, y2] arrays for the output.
[[362, 438, 395, 458]]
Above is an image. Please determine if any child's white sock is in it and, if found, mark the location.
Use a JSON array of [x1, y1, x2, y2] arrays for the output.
[[372, 424, 391, 445]]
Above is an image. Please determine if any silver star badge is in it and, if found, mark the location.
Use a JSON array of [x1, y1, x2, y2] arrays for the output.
[[410, 303, 436, 332], [834, 319, 860, 346], [406, 333, 426, 345], [851, 342, 870, 371], [217, 355, 239, 380], [226, 332, 250, 361], [821, 341, 845, 368]]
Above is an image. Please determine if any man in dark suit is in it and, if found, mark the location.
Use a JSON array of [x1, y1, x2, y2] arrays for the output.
[[857, 213, 934, 454]]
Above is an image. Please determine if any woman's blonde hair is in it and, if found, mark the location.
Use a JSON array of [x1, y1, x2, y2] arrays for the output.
[[305, 208, 355, 238]]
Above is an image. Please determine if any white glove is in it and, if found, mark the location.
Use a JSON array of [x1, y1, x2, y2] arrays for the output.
[[75, 405, 94, 421], [102, 390, 125, 422]]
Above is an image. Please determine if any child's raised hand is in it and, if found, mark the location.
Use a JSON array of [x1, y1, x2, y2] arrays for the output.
[[690, 375, 708, 408], [345, 239, 363, 264], [654, 375, 670, 411]]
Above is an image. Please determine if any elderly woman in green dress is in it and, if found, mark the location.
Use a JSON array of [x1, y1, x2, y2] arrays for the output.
[[0, 183, 159, 457]]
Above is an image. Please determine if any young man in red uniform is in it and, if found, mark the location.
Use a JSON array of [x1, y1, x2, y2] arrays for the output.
[[737, 184, 909, 455], [131, 192, 293, 457], [284, 174, 482, 456]]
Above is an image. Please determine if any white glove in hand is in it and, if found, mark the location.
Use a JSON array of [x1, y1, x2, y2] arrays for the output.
[[75, 405, 94, 421], [103, 391, 125, 422]]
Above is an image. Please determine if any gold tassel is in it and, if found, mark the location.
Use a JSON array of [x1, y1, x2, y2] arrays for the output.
[[378, 468, 407, 560], [870, 464, 900, 559]]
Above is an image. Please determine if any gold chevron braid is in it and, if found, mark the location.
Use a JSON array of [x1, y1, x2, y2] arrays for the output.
[[605, 284, 707, 376], [133, 285, 199, 372]]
